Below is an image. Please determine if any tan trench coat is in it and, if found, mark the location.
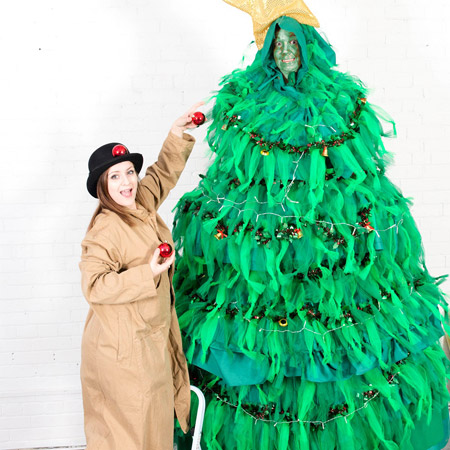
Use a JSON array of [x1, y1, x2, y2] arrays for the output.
[[80, 132, 195, 450]]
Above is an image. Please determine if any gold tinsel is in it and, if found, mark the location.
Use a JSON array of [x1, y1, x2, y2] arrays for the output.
[[223, 0, 320, 49]]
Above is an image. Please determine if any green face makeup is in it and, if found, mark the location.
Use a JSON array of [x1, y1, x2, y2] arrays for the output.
[[273, 28, 301, 83]]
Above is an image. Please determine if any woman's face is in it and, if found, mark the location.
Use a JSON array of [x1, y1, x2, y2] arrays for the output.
[[107, 161, 138, 209], [273, 28, 301, 82]]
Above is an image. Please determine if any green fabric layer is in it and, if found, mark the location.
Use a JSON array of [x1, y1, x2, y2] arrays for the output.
[[173, 20, 449, 449]]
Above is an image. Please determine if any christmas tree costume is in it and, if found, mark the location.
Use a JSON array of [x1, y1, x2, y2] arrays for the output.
[[173, 2, 450, 449]]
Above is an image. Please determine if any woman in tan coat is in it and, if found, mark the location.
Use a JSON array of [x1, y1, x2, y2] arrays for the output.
[[79, 104, 202, 450]]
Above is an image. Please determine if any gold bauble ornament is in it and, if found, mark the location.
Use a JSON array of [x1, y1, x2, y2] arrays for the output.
[[223, 0, 320, 49]]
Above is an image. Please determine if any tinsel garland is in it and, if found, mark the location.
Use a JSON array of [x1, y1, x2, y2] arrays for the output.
[[218, 97, 367, 158], [190, 356, 407, 427], [182, 199, 394, 249]]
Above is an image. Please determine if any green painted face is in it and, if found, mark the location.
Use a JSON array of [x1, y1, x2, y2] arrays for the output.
[[273, 28, 301, 83]]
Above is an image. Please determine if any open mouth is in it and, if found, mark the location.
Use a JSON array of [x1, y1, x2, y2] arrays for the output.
[[120, 189, 133, 198], [282, 58, 296, 63]]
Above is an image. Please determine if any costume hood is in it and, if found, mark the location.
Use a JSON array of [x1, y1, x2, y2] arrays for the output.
[[257, 16, 336, 95]]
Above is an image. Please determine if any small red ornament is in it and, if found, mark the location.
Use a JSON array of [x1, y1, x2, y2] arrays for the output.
[[158, 243, 173, 258], [191, 112, 205, 126], [214, 229, 227, 240], [112, 144, 128, 157]]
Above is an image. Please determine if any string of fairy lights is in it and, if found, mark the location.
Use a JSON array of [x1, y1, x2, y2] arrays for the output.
[[211, 370, 401, 427], [283, 154, 304, 205], [247, 315, 375, 340], [214, 391, 381, 426], [203, 186, 405, 236]]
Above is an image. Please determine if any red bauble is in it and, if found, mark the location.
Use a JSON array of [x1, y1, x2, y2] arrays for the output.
[[112, 144, 128, 157], [158, 243, 173, 258], [191, 112, 205, 126]]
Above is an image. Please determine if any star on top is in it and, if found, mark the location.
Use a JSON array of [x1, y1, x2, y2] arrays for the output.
[[223, 0, 320, 49]]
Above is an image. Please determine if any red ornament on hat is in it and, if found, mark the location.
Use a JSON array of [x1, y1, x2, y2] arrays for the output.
[[158, 243, 173, 258], [112, 144, 128, 157], [192, 112, 206, 126]]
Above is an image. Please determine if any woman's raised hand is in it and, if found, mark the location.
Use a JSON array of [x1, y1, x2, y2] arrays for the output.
[[170, 101, 205, 137], [149, 247, 175, 278]]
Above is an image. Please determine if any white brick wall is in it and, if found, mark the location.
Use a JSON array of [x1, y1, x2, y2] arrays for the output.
[[0, 0, 449, 448]]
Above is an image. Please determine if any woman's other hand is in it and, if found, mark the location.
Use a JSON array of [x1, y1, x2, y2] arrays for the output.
[[170, 101, 205, 137], [150, 247, 175, 278]]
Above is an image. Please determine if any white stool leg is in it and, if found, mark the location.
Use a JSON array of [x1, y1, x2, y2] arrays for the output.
[[190, 385, 206, 450]]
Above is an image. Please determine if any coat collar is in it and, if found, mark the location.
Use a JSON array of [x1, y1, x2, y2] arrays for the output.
[[129, 203, 152, 222]]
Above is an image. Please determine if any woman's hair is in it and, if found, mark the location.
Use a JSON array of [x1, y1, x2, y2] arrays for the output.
[[87, 167, 146, 231]]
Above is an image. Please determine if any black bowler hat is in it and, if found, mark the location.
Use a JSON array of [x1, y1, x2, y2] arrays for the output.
[[86, 143, 143, 198]]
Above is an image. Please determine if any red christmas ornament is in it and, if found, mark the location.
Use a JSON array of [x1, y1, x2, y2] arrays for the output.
[[112, 144, 128, 157], [191, 112, 205, 126], [158, 243, 173, 258]]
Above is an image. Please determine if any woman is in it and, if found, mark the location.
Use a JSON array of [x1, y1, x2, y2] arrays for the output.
[[79, 103, 202, 450]]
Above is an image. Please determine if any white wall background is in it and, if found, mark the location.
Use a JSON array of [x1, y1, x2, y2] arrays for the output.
[[0, 0, 449, 448]]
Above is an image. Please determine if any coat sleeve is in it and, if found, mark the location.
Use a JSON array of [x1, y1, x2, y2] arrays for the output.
[[139, 131, 195, 211], [80, 233, 157, 305]]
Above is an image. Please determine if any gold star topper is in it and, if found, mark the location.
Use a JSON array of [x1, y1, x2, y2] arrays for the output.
[[223, 0, 320, 49]]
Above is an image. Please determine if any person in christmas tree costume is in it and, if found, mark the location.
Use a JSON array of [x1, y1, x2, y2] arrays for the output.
[[173, 1, 450, 448]]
